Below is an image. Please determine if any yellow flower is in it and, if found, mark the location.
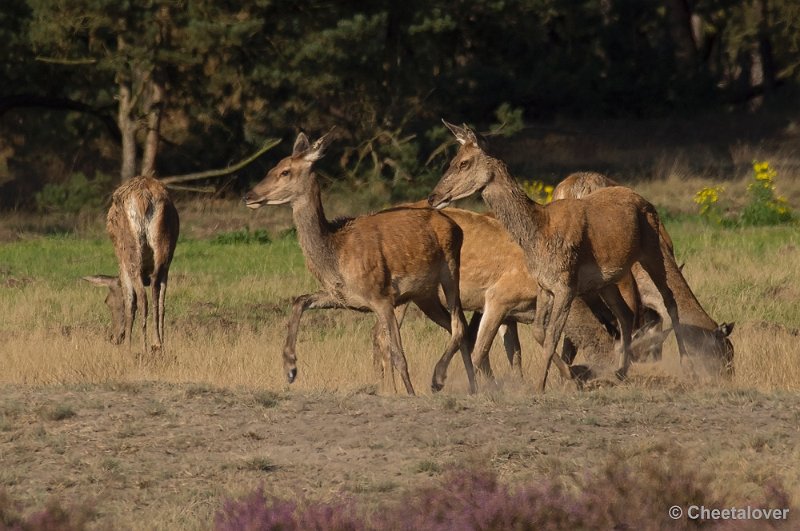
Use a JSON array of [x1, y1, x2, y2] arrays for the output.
[[694, 186, 721, 205], [753, 160, 777, 182], [523, 180, 553, 203]]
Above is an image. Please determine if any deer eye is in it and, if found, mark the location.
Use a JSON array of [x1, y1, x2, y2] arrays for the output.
[[459, 160, 470, 169], [280, 169, 290, 177]]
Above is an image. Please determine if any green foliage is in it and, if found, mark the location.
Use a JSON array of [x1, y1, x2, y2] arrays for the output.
[[34, 171, 113, 214], [491, 103, 525, 137]]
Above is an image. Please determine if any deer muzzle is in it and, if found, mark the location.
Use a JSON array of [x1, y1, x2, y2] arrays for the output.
[[427, 193, 451, 210]]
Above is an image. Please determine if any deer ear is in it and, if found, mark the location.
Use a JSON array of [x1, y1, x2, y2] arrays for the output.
[[82, 275, 118, 287], [292, 132, 311, 156], [461, 123, 480, 146], [442, 119, 469, 145], [716, 322, 734, 337], [303, 127, 336, 162]]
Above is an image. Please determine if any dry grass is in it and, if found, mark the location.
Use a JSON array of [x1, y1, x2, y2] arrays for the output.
[[1, 196, 799, 393]]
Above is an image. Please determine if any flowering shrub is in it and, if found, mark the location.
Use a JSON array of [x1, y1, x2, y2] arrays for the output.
[[694, 160, 793, 226], [215, 487, 363, 531], [694, 185, 725, 224], [741, 161, 793, 226], [215, 456, 796, 530], [522, 180, 554, 204]]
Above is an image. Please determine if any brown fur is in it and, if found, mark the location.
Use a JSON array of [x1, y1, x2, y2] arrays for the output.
[[554, 171, 734, 374], [84, 175, 179, 356], [375, 205, 670, 387], [429, 121, 690, 391], [243, 131, 475, 395]]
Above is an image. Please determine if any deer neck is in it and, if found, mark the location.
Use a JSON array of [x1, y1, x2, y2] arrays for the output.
[[480, 159, 548, 263], [666, 259, 718, 329], [290, 178, 342, 289]]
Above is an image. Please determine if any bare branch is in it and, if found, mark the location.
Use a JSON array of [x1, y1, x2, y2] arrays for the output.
[[159, 138, 281, 185], [163, 184, 215, 193], [34, 56, 97, 65]]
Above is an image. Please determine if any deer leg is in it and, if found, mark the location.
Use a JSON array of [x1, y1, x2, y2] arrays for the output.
[[531, 287, 551, 345], [283, 291, 344, 384], [638, 255, 689, 361], [466, 313, 489, 375], [370, 318, 395, 394], [425, 301, 473, 394], [151, 269, 168, 352], [133, 280, 148, 357], [499, 321, 524, 379], [430, 273, 474, 394], [375, 301, 415, 396], [560, 336, 578, 365], [371, 304, 408, 393], [470, 305, 506, 385], [538, 288, 575, 393], [599, 284, 635, 380], [151, 279, 162, 351]]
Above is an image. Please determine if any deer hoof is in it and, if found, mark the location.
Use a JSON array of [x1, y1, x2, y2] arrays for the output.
[[614, 368, 628, 381], [287, 368, 297, 383]]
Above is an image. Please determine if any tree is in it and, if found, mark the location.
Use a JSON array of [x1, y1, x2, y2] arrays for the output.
[[25, 0, 264, 182]]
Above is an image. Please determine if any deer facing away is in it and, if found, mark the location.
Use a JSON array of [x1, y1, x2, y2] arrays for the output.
[[553, 171, 734, 374], [243, 131, 476, 395], [428, 121, 690, 392], [84, 175, 179, 356]]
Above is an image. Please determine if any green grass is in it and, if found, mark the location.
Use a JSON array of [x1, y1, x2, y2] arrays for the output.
[[2, 218, 797, 330]]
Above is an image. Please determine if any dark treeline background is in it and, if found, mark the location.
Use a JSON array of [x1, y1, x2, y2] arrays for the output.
[[1, 0, 799, 210]]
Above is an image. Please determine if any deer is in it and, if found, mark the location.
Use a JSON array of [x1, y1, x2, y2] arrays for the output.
[[553, 171, 735, 374], [373, 204, 671, 391], [83, 175, 179, 356], [428, 121, 690, 392], [243, 130, 476, 396]]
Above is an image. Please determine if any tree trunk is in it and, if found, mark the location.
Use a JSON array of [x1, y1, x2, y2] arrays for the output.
[[665, 0, 698, 72], [118, 79, 137, 182], [140, 77, 164, 177], [757, 0, 777, 95]]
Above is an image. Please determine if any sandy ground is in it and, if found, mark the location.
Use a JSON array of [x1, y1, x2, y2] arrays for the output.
[[1, 379, 799, 529]]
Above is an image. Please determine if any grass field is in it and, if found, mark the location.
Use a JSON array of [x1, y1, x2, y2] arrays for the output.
[[1, 196, 799, 529]]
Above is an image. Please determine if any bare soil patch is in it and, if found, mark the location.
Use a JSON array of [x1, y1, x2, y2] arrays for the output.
[[1, 382, 798, 529]]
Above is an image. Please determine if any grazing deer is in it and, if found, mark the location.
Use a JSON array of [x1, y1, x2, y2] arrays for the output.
[[554, 171, 735, 374], [373, 205, 671, 389], [428, 121, 689, 392], [84, 175, 179, 356], [243, 131, 476, 396]]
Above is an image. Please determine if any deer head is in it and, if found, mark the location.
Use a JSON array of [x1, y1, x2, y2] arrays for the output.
[[244, 130, 335, 209], [428, 120, 493, 209], [82, 275, 126, 344]]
